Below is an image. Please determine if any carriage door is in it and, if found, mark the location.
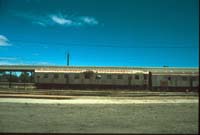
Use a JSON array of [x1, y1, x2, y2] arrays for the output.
[[64, 74, 69, 85], [190, 77, 193, 91], [128, 75, 132, 86]]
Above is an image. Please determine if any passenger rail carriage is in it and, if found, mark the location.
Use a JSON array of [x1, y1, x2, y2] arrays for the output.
[[0, 65, 199, 91]]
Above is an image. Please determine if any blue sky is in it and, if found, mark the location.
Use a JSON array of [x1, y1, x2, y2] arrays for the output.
[[0, 0, 199, 67]]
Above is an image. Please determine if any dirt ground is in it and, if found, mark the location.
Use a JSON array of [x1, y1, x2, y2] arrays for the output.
[[0, 88, 198, 98], [0, 97, 198, 134], [0, 97, 198, 104]]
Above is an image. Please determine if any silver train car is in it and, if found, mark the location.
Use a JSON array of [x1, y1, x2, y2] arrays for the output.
[[0, 66, 198, 91], [34, 67, 199, 91]]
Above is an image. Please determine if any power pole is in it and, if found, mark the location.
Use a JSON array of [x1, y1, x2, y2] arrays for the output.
[[9, 71, 11, 88], [66, 52, 70, 66], [148, 71, 152, 90]]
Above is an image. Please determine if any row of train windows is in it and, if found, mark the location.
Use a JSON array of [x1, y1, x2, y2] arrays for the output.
[[38, 74, 142, 80], [167, 76, 196, 81], [38, 74, 197, 81]]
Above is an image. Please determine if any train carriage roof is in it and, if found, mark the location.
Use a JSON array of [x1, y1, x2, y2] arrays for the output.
[[0, 65, 199, 75], [34, 69, 148, 74]]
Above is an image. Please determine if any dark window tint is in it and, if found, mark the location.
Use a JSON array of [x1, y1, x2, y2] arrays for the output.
[[135, 75, 139, 80], [54, 74, 59, 79], [37, 76, 40, 78], [117, 75, 123, 79], [74, 74, 79, 79], [44, 74, 48, 78], [84, 71, 94, 79], [64, 74, 68, 78], [182, 76, 187, 81], [192, 77, 196, 81], [168, 76, 171, 81], [107, 74, 112, 79], [85, 74, 90, 79]]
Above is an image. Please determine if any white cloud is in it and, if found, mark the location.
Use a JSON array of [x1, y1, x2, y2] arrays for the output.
[[50, 15, 73, 25], [37, 14, 99, 27], [12, 11, 99, 27], [49, 14, 99, 27], [0, 35, 11, 46], [79, 16, 99, 25]]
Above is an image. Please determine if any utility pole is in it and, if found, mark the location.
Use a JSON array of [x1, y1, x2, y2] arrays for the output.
[[66, 52, 70, 66], [148, 71, 152, 90], [9, 71, 11, 88]]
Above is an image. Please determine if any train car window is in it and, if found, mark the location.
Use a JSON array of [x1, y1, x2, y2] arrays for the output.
[[168, 77, 171, 81], [135, 75, 139, 80], [96, 74, 101, 79], [84, 71, 93, 79], [64, 74, 68, 78], [74, 74, 79, 79], [44, 74, 48, 78], [117, 75, 123, 79], [107, 74, 112, 79], [192, 77, 196, 81], [182, 76, 187, 81], [85, 74, 90, 79], [54, 74, 59, 79]]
